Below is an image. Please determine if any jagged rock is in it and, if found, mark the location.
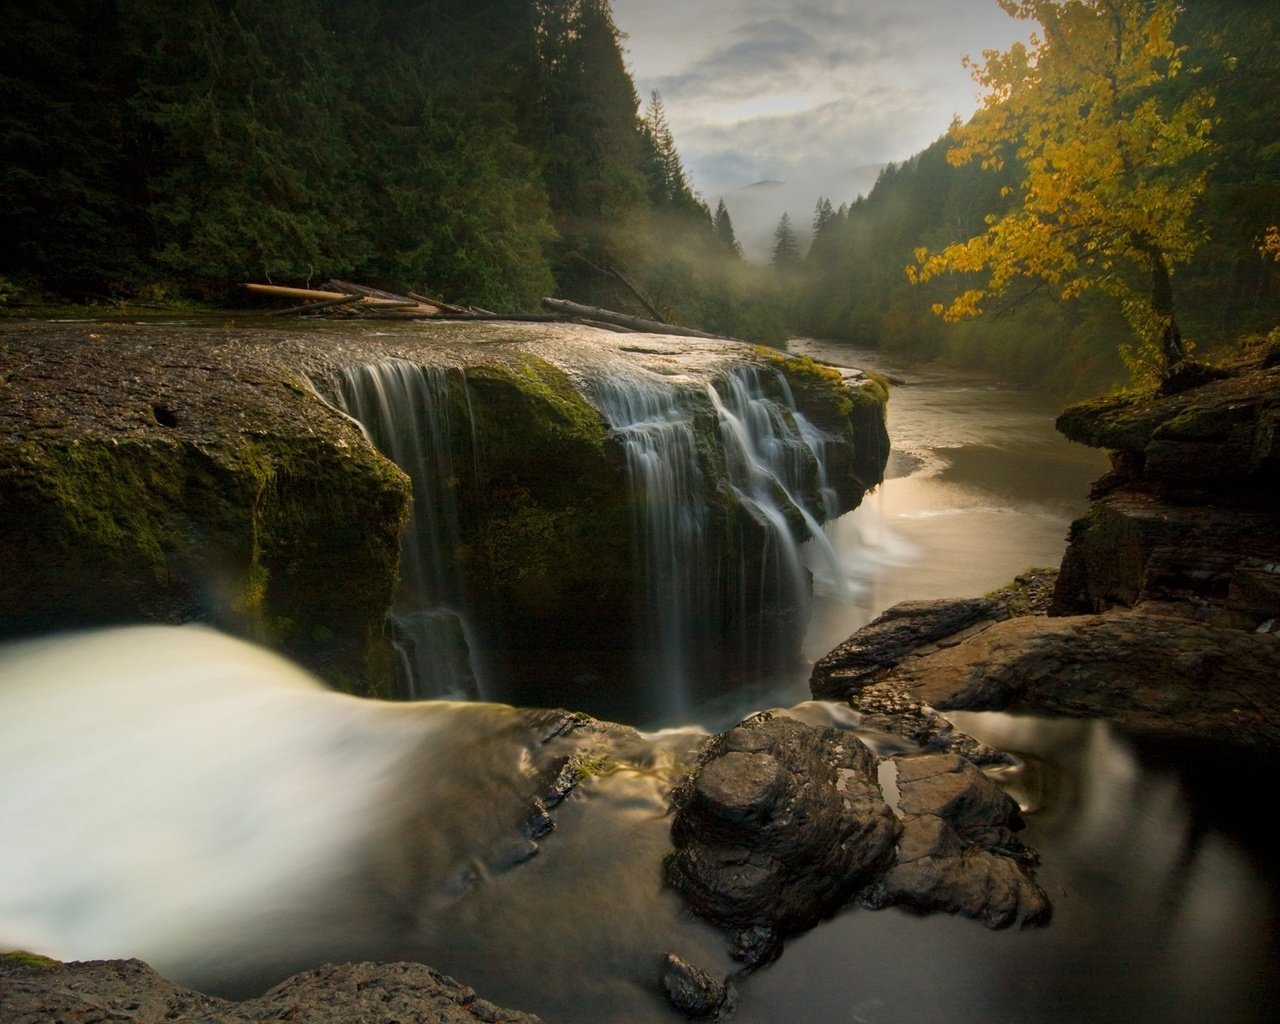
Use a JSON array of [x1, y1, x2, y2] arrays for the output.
[[810, 597, 1001, 700], [660, 954, 736, 1019], [1056, 352, 1280, 508], [1054, 347, 1280, 624], [878, 609, 1280, 748], [0, 957, 542, 1024], [869, 754, 1049, 928], [666, 713, 899, 967], [665, 714, 1048, 968]]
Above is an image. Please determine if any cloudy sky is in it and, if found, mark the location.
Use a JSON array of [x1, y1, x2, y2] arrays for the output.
[[610, 0, 1030, 241]]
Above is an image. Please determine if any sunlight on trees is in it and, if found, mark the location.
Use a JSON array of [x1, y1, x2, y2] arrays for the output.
[[907, 0, 1218, 383]]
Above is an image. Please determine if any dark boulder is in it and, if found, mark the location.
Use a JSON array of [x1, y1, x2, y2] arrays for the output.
[[660, 953, 736, 1019], [666, 713, 898, 967], [665, 713, 1050, 969]]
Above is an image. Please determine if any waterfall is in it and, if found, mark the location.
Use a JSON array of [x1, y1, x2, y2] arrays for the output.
[[330, 360, 482, 700], [590, 378, 714, 717], [594, 365, 852, 715], [708, 366, 849, 682]]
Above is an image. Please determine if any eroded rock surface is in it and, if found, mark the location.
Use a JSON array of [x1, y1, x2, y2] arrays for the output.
[[869, 754, 1049, 928], [665, 713, 1048, 970], [0, 957, 542, 1024]]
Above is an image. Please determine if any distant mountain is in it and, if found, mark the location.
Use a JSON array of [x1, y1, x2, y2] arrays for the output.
[[718, 165, 885, 262]]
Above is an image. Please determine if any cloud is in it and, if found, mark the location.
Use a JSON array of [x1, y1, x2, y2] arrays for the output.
[[611, 0, 1030, 256]]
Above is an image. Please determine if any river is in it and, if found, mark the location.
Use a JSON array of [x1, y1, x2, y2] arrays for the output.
[[1, 341, 1276, 1022]]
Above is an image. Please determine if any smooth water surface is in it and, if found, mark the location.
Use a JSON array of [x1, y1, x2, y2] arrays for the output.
[[789, 338, 1110, 664]]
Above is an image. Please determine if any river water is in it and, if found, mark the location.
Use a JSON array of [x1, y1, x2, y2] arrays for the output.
[[1, 342, 1276, 1022]]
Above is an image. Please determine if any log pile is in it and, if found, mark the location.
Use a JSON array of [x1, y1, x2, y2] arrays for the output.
[[244, 280, 732, 341]]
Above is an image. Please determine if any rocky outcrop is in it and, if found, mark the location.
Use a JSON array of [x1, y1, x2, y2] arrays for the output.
[[863, 609, 1280, 747], [810, 342, 1280, 751], [0, 956, 542, 1024], [1054, 341, 1280, 623], [664, 712, 1049, 971], [0, 319, 887, 701]]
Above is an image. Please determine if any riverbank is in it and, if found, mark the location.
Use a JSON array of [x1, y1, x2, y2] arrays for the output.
[[813, 336, 1280, 749], [3, 330, 1277, 1022]]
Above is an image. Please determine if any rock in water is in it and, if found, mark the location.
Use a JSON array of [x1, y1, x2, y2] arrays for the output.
[[665, 714, 1051, 967], [870, 754, 1050, 928], [666, 713, 899, 968], [660, 953, 736, 1019]]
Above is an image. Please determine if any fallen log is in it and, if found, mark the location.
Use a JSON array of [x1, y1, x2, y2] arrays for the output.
[[539, 298, 729, 340], [245, 283, 352, 303]]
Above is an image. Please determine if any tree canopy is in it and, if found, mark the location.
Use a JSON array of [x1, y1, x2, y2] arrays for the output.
[[907, 0, 1218, 380]]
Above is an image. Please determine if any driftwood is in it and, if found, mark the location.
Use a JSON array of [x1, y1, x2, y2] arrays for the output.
[[244, 280, 729, 342], [540, 298, 728, 340]]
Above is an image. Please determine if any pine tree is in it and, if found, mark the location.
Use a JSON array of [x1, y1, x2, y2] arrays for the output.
[[812, 197, 836, 238], [713, 199, 742, 257], [771, 213, 801, 268]]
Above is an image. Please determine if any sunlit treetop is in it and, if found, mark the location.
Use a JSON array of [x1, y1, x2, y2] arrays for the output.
[[908, 0, 1219, 377]]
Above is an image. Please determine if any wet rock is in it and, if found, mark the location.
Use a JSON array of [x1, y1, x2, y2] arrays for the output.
[[869, 754, 1050, 928], [880, 609, 1280, 749], [666, 713, 899, 967], [665, 713, 1049, 968], [660, 953, 736, 1019], [810, 597, 1000, 700], [0, 957, 543, 1024]]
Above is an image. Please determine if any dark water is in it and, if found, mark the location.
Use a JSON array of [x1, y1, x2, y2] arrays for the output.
[[1, 342, 1275, 1023]]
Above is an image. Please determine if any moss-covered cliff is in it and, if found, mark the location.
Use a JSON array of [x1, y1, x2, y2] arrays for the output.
[[0, 318, 888, 702]]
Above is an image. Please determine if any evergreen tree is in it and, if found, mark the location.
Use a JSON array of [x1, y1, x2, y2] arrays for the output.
[[713, 199, 742, 257], [812, 197, 836, 238], [641, 90, 700, 212], [771, 213, 801, 268]]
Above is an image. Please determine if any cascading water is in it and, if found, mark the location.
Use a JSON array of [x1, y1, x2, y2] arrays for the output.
[[329, 360, 483, 700], [593, 365, 856, 717], [590, 377, 715, 717], [708, 366, 851, 684]]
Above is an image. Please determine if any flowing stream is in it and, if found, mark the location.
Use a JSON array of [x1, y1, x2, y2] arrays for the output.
[[1, 342, 1276, 1022]]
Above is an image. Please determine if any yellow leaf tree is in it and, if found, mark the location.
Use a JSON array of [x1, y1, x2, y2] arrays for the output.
[[908, 0, 1217, 382]]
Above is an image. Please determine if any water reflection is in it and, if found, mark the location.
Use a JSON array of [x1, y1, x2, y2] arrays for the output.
[[745, 713, 1279, 1024], [792, 338, 1109, 664]]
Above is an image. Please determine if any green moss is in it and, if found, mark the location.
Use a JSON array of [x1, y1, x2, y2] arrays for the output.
[[0, 426, 410, 697], [1, 950, 60, 970], [465, 355, 606, 451]]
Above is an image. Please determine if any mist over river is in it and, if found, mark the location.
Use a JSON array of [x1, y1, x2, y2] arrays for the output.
[[1, 340, 1276, 1023]]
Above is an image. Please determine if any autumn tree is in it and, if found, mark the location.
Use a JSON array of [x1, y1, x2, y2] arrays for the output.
[[908, 0, 1217, 383]]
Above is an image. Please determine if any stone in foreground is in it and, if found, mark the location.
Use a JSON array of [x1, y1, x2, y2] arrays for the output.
[[0, 957, 542, 1024]]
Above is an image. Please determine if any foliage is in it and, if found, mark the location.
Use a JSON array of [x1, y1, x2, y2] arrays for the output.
[[790, 0, 1277, 395], [0, 0, 787, 337], [907, 0, 1217, 379]]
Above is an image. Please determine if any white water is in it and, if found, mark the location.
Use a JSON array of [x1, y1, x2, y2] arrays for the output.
[[590, 376, 714, 716], [330, 360, 484, 699], [592, 365, 859, 718]]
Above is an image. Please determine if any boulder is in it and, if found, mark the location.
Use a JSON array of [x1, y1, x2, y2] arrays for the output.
[[660, 953, 736, 1019], [0, 956, 543, 1024], [665, 713, 1049, 969]]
